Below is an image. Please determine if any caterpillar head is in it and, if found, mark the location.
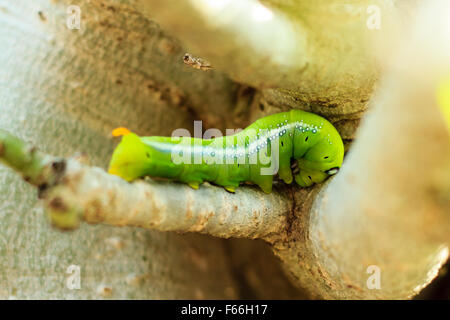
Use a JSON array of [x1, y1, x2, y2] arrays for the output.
[[296, 136, 344, 184], [304, 141, 343, 173]]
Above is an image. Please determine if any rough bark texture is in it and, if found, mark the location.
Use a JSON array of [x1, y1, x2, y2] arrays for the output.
[[141, 0, 389, 142]]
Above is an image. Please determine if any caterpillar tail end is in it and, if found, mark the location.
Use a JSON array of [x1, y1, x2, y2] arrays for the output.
[[108, 129, 150, 182]]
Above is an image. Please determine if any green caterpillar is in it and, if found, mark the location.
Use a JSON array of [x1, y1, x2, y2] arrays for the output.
[[108, 110, 344, 193]]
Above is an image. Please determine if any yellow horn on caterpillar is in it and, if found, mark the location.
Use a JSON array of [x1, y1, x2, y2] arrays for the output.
[[112, 127, 131, 137]]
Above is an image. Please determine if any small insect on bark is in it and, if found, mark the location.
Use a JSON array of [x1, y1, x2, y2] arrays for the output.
[[183, 53, 213, 71], [38, 11, 47, 21]]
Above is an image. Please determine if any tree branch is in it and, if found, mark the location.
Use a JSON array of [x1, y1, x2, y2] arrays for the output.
[[273, 0, 450, 299], [0, 129, 291, 238]]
